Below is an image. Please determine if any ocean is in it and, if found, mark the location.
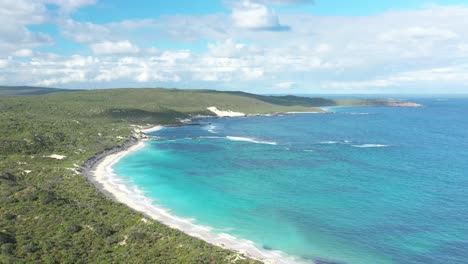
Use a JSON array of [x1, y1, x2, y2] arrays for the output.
[[113, 97, 468, 264]]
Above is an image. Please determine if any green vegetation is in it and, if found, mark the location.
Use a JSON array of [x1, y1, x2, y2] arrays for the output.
[[0, 86, 80, 97], [0, 88, 407, 263]]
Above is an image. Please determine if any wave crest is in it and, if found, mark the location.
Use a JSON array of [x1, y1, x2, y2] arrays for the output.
[[352, 144, 389, 148], [226, 136, 278, 145]]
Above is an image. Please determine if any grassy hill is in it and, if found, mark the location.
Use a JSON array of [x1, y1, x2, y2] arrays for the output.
[[0, 86, 81, 96], [0, 88, 412, 263]]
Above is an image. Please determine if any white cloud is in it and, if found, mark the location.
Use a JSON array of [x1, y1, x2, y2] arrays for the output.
[[391, 66, 468, 83], [379, 27, 457, 42], [64, 55, 99, 67], [0, 58, 9, 68], [2, 4, 468, 93], [0, 0, 97, 55], [232, 1, 288, 31], [24, 54, 98, 86], [14, 49, 34, 57], [37, 70, 87, 86], [0, 0, 47, 24], [0, 0, 53, 53], [135, 71, 181, 83], [90, 40, 140, 55], [62, 19, 111, 43], [208, 39, 263, 58], [92, 52, 189, 83], [323, 79, 394, 89], [242, 67, 264, 80], [276, 81, 296, 88], [323, 65, 468, 90]]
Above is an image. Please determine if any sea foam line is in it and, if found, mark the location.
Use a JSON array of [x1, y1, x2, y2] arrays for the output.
[[203, 124, 219, 134], [318, 140, 351, 145], [226, 136, 278, 145], [91, 138, 303, 264], [352, 144, 389, 148]]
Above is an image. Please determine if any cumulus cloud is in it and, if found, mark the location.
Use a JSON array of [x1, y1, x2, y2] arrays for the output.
[[0, 0, 53, 53], [90, 41, 140, 55], [0, 0, 47, 24], [0, 0, 97, 55], [14, 49, 34, 57], [208, 39, 263, 57], [1, 49, 271, 87], [2, 3, 468, 93], [62, 19, 111, 43], [232, 1, 289, 31]]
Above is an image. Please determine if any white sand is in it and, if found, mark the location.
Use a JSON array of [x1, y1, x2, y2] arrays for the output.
[[207, 106, 245, 117], [46, 154, 67, 160], [90, 125, 301, 264], [141, 125, 164, 134]]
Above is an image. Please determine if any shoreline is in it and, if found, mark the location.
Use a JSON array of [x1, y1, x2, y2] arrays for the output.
[[80, 103, 420, 263], [81, 125, 303, 264]]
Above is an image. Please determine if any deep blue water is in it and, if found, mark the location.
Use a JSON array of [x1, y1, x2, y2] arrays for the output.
[[114, 98, 468, 264]]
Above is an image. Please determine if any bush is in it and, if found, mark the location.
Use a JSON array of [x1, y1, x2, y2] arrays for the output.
[[0, 172, 15, 181], [67, 224, 82, 233], [0, 232, 16, 244], [22, 242, 40, 253], [1, 243, 15, 255], [4, 214, 16, 220], [41, 192, 57, 204]]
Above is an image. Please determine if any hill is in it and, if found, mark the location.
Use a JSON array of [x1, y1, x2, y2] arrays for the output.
[[0, 86, 81, 96]]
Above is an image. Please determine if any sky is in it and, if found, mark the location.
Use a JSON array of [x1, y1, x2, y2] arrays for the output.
[[1, 0, 468, 94]]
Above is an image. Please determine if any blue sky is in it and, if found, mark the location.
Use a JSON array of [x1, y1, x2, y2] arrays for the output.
[[1, 0, 468, 93]]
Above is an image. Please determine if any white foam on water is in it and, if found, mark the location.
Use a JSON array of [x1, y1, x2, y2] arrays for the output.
[[318, 141, 339, 144], [352, 144, 390, 148], [318, 140, 353, 145], [226, 136, 278, 145], [204, 124, 219, 134]]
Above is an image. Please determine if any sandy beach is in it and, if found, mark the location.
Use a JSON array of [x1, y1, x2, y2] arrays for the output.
[[83, 125, 302, 264]]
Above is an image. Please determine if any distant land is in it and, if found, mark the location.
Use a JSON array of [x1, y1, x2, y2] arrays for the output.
[[0, 86, 421, 108], [0, 86, 82, 96], [0, 87, 421, 263]]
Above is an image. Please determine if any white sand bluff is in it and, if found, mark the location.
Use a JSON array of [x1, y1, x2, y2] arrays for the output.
[[207, 106, 245, 117]]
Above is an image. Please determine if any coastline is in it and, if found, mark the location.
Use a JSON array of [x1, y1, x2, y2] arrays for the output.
[[80, 103, 421, 263], [81, 125, 303, 264]]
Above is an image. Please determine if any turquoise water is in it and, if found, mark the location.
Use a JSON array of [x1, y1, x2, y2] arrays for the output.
[[114, 98, 468, 264]]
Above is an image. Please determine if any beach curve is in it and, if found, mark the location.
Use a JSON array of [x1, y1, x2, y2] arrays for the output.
[[81, 125, 303, 264]]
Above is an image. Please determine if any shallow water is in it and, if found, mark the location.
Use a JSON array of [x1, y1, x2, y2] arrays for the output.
[[114, 98, 468, 264]]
